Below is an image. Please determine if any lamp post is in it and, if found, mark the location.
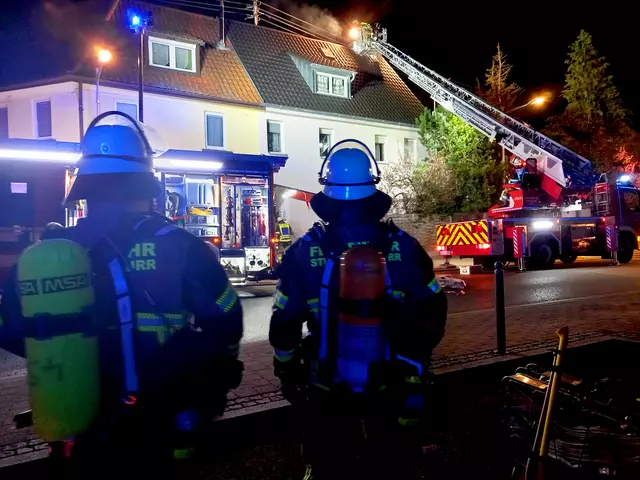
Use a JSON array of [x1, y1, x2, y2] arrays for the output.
[[95, 48, 112, 115], [127, 10, 153, 123], [502, 96, 549, 162]]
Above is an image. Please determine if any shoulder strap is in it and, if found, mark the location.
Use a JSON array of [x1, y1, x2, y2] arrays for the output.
[[91, 213, 177, 398]]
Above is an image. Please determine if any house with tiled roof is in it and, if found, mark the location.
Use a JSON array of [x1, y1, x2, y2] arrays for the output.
[[0, 0, 264, 154], [225, 20, 426, 234], [0, 0, 425, 239]]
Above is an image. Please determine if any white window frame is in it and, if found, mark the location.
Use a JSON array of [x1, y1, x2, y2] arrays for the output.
[[319, 128, 333, 158], [148, 35, 197, 73], [266, 120, 284, 154], [34, 99, 52, 139], [204, 112, 225, 150], [115, 101, 139, 121], [404, 137, 417, 161], [315, 71, 349, 98], [374, 135, 387, 163]]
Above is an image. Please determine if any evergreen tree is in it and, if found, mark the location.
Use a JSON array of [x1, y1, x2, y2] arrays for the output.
[[546, 30, 633, 171], [477, 44, 522, 112]]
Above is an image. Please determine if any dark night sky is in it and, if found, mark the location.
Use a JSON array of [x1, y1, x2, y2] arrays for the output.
[[6, 0, 639, 126], [317, 0, 639, 126]]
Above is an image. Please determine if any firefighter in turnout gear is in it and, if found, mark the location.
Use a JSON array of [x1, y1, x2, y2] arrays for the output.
[[269, 139, 447, 480], [0, 111, 243, 479], [275, 214, 293, 265]]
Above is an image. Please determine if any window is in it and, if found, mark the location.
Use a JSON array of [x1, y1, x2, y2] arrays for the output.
[[319, 128, 333, 158], [315, 72, 349, 98], [267, 120, 283, 153], [116, 101, 138, 121], [10, 182, 27, 194], [375, 135, 386, 162], [404, 138, 417, 161], [36, 100, 52, 138], [149, 36, 197, 73], [622, 189, 640, 212], [0, 107, 7, 140], [205, 113, 224, 149]]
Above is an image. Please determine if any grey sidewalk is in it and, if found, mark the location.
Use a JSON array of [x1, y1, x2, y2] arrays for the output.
[[3, 289, 640, 465]]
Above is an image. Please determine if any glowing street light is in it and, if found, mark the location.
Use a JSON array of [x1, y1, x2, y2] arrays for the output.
[[97, 48, 112, 64], [95, 47, 113, 115], [508, 95, 548, 114]]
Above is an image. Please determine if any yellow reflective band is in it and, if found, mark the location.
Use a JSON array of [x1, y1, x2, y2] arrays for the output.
[[274, 288, 289, 310], [307, 297, 319, 313], [274, 348, 296, 362], [216, 285, 238, 313], [427, 276, 442, 294], [174, 447, 196, 460], [391, 290, 405, 300], [398, 418, 420, 427], [404, 375, 422, 384]]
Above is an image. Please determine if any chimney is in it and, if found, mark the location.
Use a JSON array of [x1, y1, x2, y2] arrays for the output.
[[217, 0, 228, 50]]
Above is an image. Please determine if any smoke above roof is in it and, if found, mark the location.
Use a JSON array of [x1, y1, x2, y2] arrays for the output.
[[270, 0, 343, 37]]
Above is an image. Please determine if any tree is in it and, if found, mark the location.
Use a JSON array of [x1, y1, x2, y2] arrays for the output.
[[477, 44, 522, 112], [546, 30, 633, 171], [392, 106, 505, 215], [380, 153, 457, 216]]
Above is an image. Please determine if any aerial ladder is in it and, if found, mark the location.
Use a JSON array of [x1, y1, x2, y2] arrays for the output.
[[350, 23, 596, 192]]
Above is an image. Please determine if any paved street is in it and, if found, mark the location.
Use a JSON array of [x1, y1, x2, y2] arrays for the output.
[[2, 258, 640, 463]]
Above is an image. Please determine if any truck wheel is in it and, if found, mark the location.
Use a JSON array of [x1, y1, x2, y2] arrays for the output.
[[617, 235, 634, 264], [529, 241, 557, 269], [560, 254, 577, 264]]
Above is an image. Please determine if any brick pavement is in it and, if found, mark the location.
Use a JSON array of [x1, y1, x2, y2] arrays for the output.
[[2, 290, 640, 464]]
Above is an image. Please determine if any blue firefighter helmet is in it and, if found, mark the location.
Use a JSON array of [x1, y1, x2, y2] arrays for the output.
[[64, 111, 163, 204], [318, 139, 381, 200]]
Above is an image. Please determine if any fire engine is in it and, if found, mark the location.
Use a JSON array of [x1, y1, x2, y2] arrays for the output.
[[350, 23, 640, 269], [0, 138, 286, 286]]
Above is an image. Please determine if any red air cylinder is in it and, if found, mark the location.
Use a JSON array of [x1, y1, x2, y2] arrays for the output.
[[337, 247, 387, 393]]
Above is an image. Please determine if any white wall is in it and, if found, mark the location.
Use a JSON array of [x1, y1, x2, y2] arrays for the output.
[[259, 106, 425, 237], [0, 82, 263, 154], [0, 82, 81, 141]]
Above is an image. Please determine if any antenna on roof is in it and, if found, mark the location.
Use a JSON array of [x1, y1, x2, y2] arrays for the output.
[[248, 0, 260, 25], [217, 0, 229, 50]]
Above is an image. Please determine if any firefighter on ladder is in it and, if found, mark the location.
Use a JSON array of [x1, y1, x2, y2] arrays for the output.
[[0, 111, 243, 479], [269, 139, 448, 480]]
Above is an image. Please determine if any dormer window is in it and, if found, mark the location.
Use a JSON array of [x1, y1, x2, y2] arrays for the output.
[[315, 71, 349, 98], [148, 36, 197, 73]]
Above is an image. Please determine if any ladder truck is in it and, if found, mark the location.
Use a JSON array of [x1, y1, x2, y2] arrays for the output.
[[350, 23, 640, 269]]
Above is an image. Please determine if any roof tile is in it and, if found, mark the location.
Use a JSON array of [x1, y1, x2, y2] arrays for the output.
[[226, 20, 424, 125]]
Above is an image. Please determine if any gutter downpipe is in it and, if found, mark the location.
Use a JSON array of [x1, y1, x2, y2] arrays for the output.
[[78, 81, 85, 140]]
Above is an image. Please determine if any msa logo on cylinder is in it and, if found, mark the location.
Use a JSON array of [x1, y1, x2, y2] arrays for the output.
[[19, 273, 90, 296]]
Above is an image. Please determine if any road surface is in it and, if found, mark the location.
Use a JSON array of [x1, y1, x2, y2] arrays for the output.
[[238, 258, 640, 344], [1, 259, 638, 379]]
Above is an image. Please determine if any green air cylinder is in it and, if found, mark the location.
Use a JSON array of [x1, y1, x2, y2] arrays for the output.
[[17, 238, 100, 442]]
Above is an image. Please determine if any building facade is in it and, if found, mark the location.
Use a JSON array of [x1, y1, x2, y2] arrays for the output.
[[0, 0, 426, 242]]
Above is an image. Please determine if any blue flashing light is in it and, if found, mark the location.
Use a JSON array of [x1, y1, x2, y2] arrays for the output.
[[618, 174, 632, 184], [127, 9, 151, 32]]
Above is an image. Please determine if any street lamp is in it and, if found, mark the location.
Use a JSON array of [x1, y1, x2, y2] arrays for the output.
[[95, 48, 112, 115], [127, 9, 153, 123], [508, 95, 547, 114]]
